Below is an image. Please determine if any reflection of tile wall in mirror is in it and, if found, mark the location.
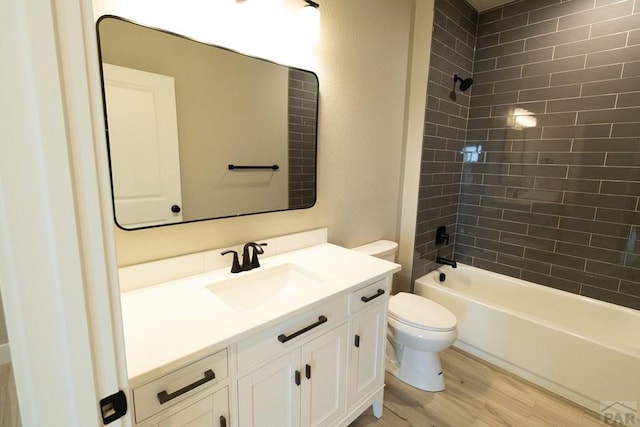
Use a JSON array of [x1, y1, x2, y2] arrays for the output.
[[288, 69, 318, 210], [97, 16, 318, 230]]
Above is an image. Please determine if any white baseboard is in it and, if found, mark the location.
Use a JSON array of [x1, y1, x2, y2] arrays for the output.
[[0, 343, 11, 365]]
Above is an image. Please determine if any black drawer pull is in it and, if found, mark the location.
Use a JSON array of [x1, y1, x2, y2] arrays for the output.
[[278, 315, 328, 343], [295, 370, 301, 386], [157, 369, 215, 404], [355, 334, 360, 348], [305, 364, 311, 379], [220, 415, 227, 427], [361, 288, 385, 303]]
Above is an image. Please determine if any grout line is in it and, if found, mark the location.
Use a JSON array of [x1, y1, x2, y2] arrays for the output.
[[626, 30, 630, 47]]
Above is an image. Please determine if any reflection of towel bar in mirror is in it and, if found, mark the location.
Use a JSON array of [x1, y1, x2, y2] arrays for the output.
[[228, 164, 280, 171]]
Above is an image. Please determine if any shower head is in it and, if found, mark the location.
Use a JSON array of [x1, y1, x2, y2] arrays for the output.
[[453, 74, 473, 92]]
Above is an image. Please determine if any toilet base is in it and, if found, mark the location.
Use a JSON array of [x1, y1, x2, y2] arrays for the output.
[[386, 342, 446, 392]]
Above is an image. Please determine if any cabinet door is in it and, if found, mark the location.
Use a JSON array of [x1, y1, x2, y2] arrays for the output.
[[238, 351, 301, 427], [157, 386, 229, 427], [301, 324, 348, 427], [349, 305, 386, 406]]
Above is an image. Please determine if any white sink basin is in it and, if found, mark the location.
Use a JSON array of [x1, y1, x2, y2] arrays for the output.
[[207, 263, 326, 311]]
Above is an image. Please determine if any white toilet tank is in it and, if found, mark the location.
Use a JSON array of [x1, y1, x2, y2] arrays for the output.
[[352, 240, 398, 262]]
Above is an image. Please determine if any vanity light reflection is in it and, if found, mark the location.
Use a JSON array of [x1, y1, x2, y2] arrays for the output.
[[511, 107, 537, 130]]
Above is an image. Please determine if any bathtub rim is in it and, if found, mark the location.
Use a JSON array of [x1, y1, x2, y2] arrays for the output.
[[416, 263, 640, 359]]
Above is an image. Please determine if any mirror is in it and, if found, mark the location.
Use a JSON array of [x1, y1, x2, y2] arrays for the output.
[[96, 16, 318, 230]]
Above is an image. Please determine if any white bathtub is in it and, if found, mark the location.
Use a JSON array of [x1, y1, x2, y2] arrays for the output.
[[415, 263, 640, 419]]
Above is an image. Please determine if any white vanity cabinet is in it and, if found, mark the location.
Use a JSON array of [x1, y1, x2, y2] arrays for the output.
[[348, 279, 388, 413], [238, 323, 348, 427], [236, 277, 391, 426], [120, 240, 401, 427], [132, 350, 230, 427], [237, 295, 349, 427], [154, 386, 229, 427]]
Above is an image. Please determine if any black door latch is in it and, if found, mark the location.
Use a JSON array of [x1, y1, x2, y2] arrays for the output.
[[100, 390, 127, 424]]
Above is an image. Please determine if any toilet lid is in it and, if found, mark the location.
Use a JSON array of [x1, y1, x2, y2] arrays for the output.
[[388, 292, 457, 332]]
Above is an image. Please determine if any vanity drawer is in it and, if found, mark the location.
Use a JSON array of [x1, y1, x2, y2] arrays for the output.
[[237, 295, 348, 372], [351, 278, 389, 313], [133, 349, 228, 423]]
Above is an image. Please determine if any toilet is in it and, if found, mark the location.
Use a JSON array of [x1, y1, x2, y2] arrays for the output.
[[352, 240, 458, 392], [386, 292, 457, 391]]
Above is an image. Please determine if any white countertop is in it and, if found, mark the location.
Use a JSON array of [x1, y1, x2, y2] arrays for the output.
[[120, 243, 400, 385]]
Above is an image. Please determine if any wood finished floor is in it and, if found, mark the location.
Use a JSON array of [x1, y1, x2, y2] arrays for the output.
[[0, 362, 20, 427], [350, 347, 615, 427]]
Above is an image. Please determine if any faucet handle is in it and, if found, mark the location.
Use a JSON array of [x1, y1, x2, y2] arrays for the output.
[[436, 226, 450, 245], [221, 250, 242, 273], [250, 243, 268, 268]]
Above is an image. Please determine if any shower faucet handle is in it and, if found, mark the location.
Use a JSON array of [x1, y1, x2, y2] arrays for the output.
[[436, 226, 449, 245]]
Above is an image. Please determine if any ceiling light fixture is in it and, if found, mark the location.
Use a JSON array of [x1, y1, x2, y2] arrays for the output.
[[300, 0, 320, 43], [302, 0, 319, 9]]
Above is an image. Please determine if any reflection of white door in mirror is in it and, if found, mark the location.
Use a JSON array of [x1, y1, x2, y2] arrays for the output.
[[103, 63, 183, 228]]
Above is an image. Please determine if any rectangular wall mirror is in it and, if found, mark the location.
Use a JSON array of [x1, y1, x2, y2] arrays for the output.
[[96, 16, 318, 230]]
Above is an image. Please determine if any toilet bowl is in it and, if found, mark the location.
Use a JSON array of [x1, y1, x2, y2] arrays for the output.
[[351, 240, 459, 392], [386, 292, 457, 392]]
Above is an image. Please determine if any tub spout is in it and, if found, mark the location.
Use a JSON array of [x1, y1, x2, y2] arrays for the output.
[[436, 256, 457, 268]]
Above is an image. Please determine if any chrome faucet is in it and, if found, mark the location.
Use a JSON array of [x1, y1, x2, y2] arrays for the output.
[[436, 256, 457, 268], [242, 242, 267, 271]]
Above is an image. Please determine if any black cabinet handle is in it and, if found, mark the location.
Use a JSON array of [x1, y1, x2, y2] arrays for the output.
[[220, 415, 227, 427], [278, 315, 328, 343], [171, 204, 181, 213], [305, 364, 311, 379], [355, 334, 360, 348], [361, 289, 385, 303], [157, 369, 215, 404], [295, 370, 301, 386]]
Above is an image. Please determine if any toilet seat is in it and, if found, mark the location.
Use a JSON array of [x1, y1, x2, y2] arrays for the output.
[[389, 292, 457, 332]]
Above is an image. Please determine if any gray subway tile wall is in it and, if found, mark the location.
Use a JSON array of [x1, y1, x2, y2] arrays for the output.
[[412, 0, 477, 279], [414, 0, 640, 310]]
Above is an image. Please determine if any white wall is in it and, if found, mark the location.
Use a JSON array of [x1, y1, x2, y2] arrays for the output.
[[93, 0, 415, 267]]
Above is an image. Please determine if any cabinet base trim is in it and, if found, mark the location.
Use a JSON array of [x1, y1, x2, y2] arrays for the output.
[[334, 386, 384, 426]]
